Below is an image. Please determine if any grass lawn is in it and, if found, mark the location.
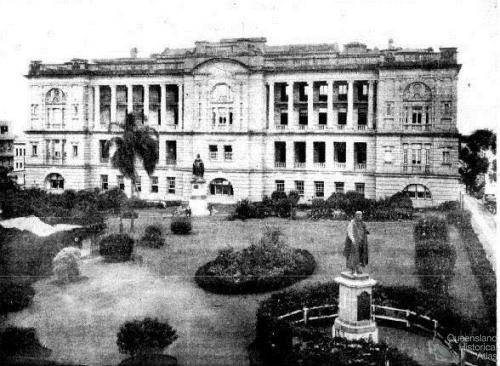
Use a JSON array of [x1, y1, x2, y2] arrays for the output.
[[5, 212, 486, 366]]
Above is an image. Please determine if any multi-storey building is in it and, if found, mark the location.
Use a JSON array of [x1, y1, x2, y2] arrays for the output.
[[0, 120, 14, 169], [24, 38, 462, 207], [12, 139, 27, 186]]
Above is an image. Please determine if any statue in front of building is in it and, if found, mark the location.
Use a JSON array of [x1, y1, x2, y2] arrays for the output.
[[192, 154, 205, 181], [343, 211, 370, 275]]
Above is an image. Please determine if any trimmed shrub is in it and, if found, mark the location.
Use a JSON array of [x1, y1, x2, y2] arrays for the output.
[[414, 216, 448, 241], [233, 199, 254, 220], [140, 225, 164, 248], [99, 234, 134, 262], [170, 216, 192, 235], [52, 247, 81, 283], [195, 227, 316, 294], [97, 187, 127, 213], [117, 317, 178, 357], [0, 281, 35, 315]]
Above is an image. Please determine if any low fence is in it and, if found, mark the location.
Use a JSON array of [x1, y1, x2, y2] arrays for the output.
[[277, 304, 495, 366]]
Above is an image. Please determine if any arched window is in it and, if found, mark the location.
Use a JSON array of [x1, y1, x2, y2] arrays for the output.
[[402, 82, 432, 131], [209, 178, 234, 196], [45, 88, 66, 128], [403, 184, 431, 200], [211, 83, 232, 103], [45, 173, 64, 190]]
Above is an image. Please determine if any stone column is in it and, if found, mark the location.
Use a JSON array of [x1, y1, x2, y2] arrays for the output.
[[178, 83, 183, 128], [307, 81, 314, 126], [160, 84, 167, 126], [368, 81, 374, 129], [347, 80, 354, 129], [143, 84, 149, 123], [110, 85, 116, 123], [327, 80, 334, 127], [127, 85, 133, 113], [94, 85, 100, 125], [287, 81, 294, 126], [268, 82, 274, 128]]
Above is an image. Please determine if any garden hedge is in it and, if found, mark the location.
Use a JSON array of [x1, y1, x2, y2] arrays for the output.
[[195, 248, 316, 294], [99, 234, 135, 262]]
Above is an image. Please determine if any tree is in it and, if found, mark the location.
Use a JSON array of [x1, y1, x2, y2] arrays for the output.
[[108, 114, 159, 232], [459, 129, 496, 194], [117, 318, 178, 357]]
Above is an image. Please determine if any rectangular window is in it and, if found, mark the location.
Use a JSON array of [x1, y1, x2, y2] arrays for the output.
[[99, 140, 109, 161], [101, 175, 108, 190], [412, 107, 423, 124], [335, 182, 344, 194], [338, 110, 347, 125], [280, 84, 288, 102], [443, 102, 451, 115], [73, 145, 78, 157], [411, 144, 422, 165], [224, 145, 233, 161], [442, 149, 451, 164], [32, 145, 38, 156], [383, 146, 393, 163], [294, 180, 304, 196], [151, 176, 159, 193], [280, 110, 288, 125], [357, 109, 367, 125], [1, 126, 8, 134], [135, 176, 142, 192], [294, 141, 306, 164], [319, 85, 328, 102], [334, 142, 346, 163], [386, 103, 393, 116], [299, 84, 307, 102], [117, 175, 125, 191], [274, 141, 286, 164], [314, 181, 324, 197], [338, 84, 347, 100], [299, 109, 308, 125], [354, 142, 367, 164], [167, 177, 176, 194], [318, 108, 327, 125], [72, 104, 79, 119], [355, 183, 365, 197], [209, 145, 218, 160], [166, 140, 177, 164], [313, 142, 326, 163], [275, 180, 285, 192], [31, 104, 39, 119], [403, 144, 409, 165]]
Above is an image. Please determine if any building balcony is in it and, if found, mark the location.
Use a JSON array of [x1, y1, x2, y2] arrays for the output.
[[336, 124, 347, 131], [166, 158, 176, 166], [334, 162, 346, 169], [275, 124, 288, 130], [355, 163, 366, 170], [100, 157, 110, 164], [356, 124, 368, 131], [45, 155, 66, 165], [294, 162, 306, 168], [403, 124, 432, 132], [313, 162, 326, 169], [298, 124, 308, 130], [317, 124, 328, 130], [274, 161, 286, 169], [166, 124, 178, 130], [402, 164, 431, 174]]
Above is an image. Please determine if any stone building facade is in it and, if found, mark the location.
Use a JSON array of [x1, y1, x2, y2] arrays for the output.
[[24, 38, 462, 206], [0, 120, 14, 169]]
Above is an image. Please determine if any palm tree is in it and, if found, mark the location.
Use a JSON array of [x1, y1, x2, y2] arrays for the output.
[[108, 113, 159, 232]]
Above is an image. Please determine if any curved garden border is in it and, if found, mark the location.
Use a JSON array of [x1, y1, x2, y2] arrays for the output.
[[194, 249, 316, 294]]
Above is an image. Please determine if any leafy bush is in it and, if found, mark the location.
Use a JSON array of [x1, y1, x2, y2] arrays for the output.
[[414, 216, 448, 241], [117, 317, 178, 357], [99, 234, 134, 262], [437, 200, 461, 212], [195, 227, 316, 294], [0, 326, 47, 357], [0, 281, 35, 315], [170, 216, 192, 235], [270, 191, 287, 201], [230, 191, 299, 220], [233, 199, 254, 220], [52, 247, 81, 283], [446, 209, 472, 227], [97, 187, 127, 213], [139, 225, 164, 248]]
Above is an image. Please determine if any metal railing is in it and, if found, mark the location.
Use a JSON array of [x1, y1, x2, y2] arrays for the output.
[[355, 163, 366, 170], [166, 158, 176, 166], [298, 124, 308, 130], [276, 304, 494, 366], [403, 124, 432, 132], [274, 161, 286, 168], [334, 162, 346, 169], [294, 162, 306, 168], [275, 124, 288, 130], [336, 124, 346, 130], [314, 162, 326, 169], [402, 164, 431, 174]]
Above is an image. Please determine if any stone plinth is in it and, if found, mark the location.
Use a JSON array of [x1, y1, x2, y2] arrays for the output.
[[188, 178, 210, 216], [333, 271, 378, 342]]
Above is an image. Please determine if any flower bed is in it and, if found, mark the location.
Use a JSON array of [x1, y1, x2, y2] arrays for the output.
[[195, 227, 316, 294]]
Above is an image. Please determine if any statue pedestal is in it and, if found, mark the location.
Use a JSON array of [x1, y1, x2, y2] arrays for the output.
[[333, 271, 378, 342], [188, 179, 210, 217]]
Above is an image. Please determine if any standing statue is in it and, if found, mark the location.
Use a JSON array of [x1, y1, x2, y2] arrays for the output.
[[343, 211, 370, 274], [192, 154, 205, 180]]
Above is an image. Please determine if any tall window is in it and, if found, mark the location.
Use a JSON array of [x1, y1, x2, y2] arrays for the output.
[[166, 141, 177, 164], [31, 104, 39, 119], [335, 182, 345, 194], [135, 176, 141, 192], [101, 175, 108, 190], [32, 144, 38, 156], [318, 108, 327, 125], [73, 145, 78, 157], [151, 176, 159, 193], [338, 109, 347, 125], [314, 181, 324, 197], [167, 177, 176, 194], [338, 84, 347, 101], [99, 140, 109, 161], [319, 84, 328, 102], [299, 109, 308, 125], [99, 86, 111, 124], [412, 107, 423, 124], [355, 183, 365, 197], [275, 180, 285, 192], [209, 145, 218, 160], [280, 110, 288, 125], [383, 146, 393, 163], [442, 148, 451, 164], [224, 145, 233, 161], [294, 180, 304, 196], [334, 142, 346, 163], [411, 144, 422, 165], [117, 175, 125, 191], [299, 84, 307, 102], [45, 88, 66, 127]]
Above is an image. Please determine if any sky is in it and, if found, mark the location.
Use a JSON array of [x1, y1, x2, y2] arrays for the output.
[[0, 0, 498, 136]]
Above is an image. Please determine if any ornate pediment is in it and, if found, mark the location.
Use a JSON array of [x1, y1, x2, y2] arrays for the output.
[[403, 82, 432, 101], [192, 59, 249, 76]]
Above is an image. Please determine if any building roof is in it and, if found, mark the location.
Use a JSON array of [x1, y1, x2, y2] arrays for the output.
[[27, 37, 459, 78]]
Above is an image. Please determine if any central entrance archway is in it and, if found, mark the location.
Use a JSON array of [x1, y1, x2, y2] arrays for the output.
[[208, 178, 234, 203]]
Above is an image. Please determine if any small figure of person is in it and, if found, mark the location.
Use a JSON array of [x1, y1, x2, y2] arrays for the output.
[[343, 211, 370, 275], [192, 154, 204, 179]]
